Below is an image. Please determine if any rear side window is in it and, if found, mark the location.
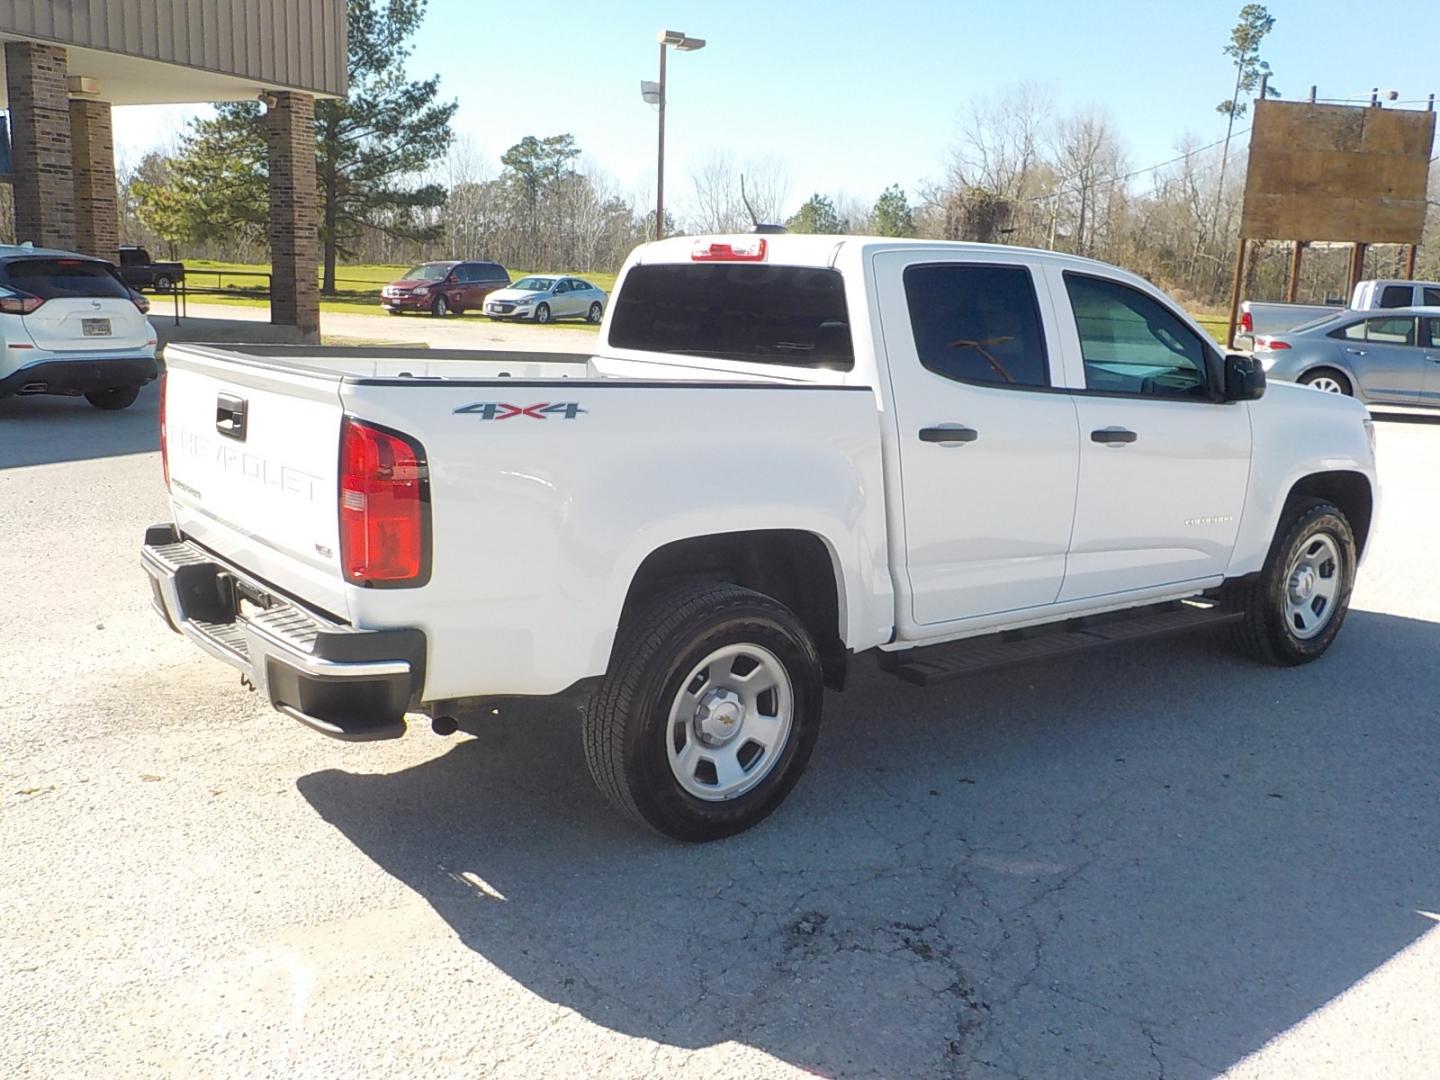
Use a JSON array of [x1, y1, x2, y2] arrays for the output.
[[1378, 285, 1412, 308], [608, 264, 854, 369], [1363, 316, 1416, 345], [1064, 273, 1211, 398], [1423, 287, 1440, 306], [903, 264, 1049, 388], [3, 258, 130, 299], [482, 263, 509, 283]]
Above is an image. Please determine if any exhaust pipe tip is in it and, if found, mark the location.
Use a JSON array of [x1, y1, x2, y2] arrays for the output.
[[431, 715, 459, 737]]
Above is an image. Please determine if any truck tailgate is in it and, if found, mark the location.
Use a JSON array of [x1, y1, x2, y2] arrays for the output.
[[164, 347, 349, 617]]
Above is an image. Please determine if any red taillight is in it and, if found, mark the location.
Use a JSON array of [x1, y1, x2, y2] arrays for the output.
[[691, 237, 767, 262], [1254, 337, 1291, 351], [1240, 311, 1253, 333], [339, 418, 429, 586], [158, 372, 169, 489], [132, 292, 151, 314], [0, 292, 45, 315]]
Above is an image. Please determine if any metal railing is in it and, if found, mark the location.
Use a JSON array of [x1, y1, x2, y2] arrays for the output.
[[159, 269, 273, 326]]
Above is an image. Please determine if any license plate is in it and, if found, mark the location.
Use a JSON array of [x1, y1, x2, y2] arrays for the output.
[[82, 318, 111, 336]]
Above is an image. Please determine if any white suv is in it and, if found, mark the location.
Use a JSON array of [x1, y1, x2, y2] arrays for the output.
[[0, 244, 158, 410]]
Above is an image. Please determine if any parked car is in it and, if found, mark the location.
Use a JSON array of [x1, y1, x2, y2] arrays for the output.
[[0, 244, 158, 410], [483, 275, 607, 323], [380, 260, 510, 316], [1240, 277, 1440, 343], [1252, 306, 1440, 406], [144, 234, 1374, 841], [117, 245, 185, 292]]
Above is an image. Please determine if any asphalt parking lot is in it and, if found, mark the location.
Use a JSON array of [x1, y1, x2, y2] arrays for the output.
[[2, 385, 1438, 1079]]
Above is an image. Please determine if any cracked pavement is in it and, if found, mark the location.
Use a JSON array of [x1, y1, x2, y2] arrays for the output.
[[3, 387, 1438, 1078]]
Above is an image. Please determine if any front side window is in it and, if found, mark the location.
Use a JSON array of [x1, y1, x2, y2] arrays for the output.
[[1379, 285, 1413, 308], [1426, 318, 1440, 349], [1364, 316, 1416, 346], [1422, 287, 1440, 307], [1064, 273, 1210, 398], [903, 264, 1049, 388], [608, 264, 854, 369]]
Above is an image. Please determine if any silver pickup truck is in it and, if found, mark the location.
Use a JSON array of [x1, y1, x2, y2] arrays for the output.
[[1241, 278, 1440, 343]]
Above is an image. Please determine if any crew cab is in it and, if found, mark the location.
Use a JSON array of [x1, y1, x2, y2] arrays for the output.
[[143, 235, 1377, 841]]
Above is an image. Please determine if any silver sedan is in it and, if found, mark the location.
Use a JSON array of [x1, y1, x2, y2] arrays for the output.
[[1253, 306, 1440, 407], [482, 275, 607, 324]]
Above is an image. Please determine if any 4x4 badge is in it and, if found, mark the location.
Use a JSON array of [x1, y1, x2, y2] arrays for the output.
[[454, 402, 586, 420]]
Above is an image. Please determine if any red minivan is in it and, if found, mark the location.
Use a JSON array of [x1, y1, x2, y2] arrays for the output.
[[380, 260, 511, 317]]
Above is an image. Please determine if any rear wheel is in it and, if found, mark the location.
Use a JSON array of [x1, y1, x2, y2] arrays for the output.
[[582, 581, 824, 841], [431, 294, 450, 317], [535, 303, 551, 324], [1228, 498, 1356, 665], [154, 274, 172, 292], [1300, 368, 1352, 396], [587, 301, 603, 324], [85, 386, 141, 411]]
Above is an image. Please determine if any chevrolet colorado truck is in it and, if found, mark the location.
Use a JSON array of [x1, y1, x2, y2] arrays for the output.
[[143, 235, 1377, 841]]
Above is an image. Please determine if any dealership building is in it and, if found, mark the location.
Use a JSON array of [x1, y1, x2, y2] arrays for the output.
[[0, 0, 346, 337]]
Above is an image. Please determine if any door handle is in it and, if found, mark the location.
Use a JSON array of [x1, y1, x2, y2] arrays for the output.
[[1090, 427, 1138, 445], [918, 424, 979, 445], [1346, 348, 1367, 356], [215, 393, 247, 441]]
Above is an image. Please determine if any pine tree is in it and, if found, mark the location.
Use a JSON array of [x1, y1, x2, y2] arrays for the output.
[[870, 184, 916, 237], [786, 194, 846, 234]]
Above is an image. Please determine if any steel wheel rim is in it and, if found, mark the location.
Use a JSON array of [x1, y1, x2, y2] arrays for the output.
[[666, 642, 794, 802], [1308, 375, 1343, 394], [1283, 531, 1342, 639]]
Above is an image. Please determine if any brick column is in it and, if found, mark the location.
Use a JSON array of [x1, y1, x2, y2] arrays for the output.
[[4, 41, 75, 249], [266, 91, 319, 338], [70, 98, 118, 262]]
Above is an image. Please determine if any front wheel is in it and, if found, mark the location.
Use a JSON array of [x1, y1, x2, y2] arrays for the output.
[[587, 302, 603, 324], [154, 275, 172, 292], [431, 294, 450, 317], [582, 582, 824, 841], [1228, 498, 1356, 665], [85, 386, 141, 411], [534, 303, 551, 324]]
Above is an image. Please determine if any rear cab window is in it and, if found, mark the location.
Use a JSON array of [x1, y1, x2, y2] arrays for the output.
[[3, 258, 130, 299], [608, 264, 854, 369], [902, 263, 1050, 387], [1378, 284, 1413, 308]]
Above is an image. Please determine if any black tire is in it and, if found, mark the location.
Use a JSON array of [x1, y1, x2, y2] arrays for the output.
[[154, 275, 172, 292], [387, 308, 404, 316], [1299, 367, 1352, 396], [1227, 497, 1356, 666], [431, 294, 450, 317], [534, 303, 551, 324], [587, 302, 603, 324], [84, 386, 141, 411], [582, 581, 824, 842]]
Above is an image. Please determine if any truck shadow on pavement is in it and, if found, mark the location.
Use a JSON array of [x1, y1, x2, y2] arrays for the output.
[[0, 382, 159, 468], [298, 609, 1440, 1078]]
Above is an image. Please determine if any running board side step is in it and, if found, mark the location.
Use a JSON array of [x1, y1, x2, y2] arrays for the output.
[[880, 601, 1243, 687]]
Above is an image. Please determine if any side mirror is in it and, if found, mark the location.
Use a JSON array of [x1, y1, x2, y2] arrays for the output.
[[1224, 353, 1266, 401]]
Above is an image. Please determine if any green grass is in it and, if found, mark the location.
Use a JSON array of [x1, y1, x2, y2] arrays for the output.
[[180, 260, 615, 323]]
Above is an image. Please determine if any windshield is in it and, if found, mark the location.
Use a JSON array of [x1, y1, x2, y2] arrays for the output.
[[403, 264, 453, 281], [511, 277, 555, 291]]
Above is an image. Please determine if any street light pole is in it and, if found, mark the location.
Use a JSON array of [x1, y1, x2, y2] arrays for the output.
[[649, 29, 705, 242], [656, 40, 667, 241]]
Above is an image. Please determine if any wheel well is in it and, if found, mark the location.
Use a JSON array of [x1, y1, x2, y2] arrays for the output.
[[1299, 365, 1351, 390], [1287, 470, 1373, 556], [622, 531, 848, 689]]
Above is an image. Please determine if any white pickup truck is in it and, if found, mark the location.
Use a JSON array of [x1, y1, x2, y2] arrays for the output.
[[1241, 277, 1440, 342], [144, 235, 1377, 840]]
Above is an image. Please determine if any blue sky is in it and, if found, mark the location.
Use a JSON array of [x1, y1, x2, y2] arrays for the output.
[[112, 0, 1438, 218]]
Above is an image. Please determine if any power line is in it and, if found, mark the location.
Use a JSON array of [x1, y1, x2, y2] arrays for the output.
[[1015, 126, 1251, 206]]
